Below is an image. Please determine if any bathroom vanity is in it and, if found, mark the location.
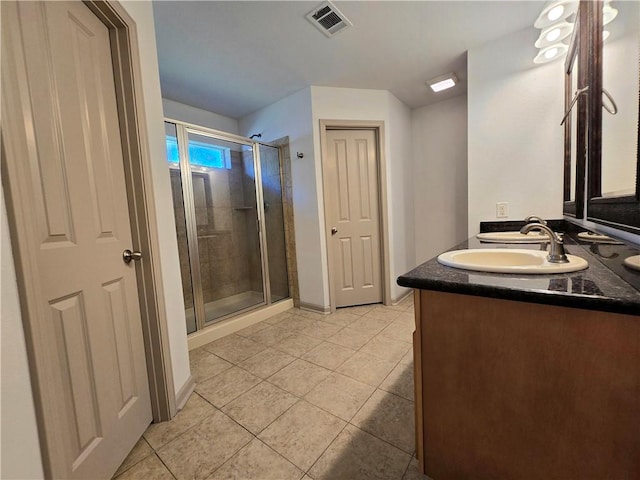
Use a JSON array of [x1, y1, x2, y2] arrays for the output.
[[397, 225, 640, 479]]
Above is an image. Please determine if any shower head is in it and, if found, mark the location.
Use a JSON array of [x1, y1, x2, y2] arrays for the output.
[[250, 133, 262, 139]]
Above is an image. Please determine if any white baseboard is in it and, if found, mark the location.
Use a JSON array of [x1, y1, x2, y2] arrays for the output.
[[187, 299, 294, 350], [174, 375, 195, 412], [392, 289, 412, 305], [299, 301, 331, 314]]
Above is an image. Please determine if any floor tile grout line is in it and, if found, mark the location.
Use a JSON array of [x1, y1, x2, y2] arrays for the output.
[[252, 395, 302, 437], [303, 418, 412, 479], [111, 443, 152, 478], [209, 432, 308, 480], [256, 396, 343, 473], [305, 376, 381, 424], [154, 451, 179, 480], [234, 352, 297, 380], [400, 449, 416, 479], [345, 418, 416, 457], [145, 392, 222, 452], [303, 415, 351, 478], [178, 393, 283, 479], [219, 379, 300, 433]]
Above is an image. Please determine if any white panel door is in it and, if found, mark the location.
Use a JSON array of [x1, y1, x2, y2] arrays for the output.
[[325, 129, 382, 307], [2, 2, 152, 478]]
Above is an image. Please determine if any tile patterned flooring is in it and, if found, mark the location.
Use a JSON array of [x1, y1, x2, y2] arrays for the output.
[[114, 297, 428, 480]]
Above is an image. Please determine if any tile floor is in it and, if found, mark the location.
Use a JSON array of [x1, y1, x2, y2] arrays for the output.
[[114, 297, 428, 480]]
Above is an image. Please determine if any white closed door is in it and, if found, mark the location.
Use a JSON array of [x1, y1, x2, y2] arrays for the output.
[[324, 129, 383, 307], [2, 2, 152, 478]]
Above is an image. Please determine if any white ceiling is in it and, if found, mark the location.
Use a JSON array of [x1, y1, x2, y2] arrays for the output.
[[153, 1, 544, 119]]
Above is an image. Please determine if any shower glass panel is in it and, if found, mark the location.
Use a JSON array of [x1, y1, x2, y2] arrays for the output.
[[165, 122, 197, 334], [259, 144, 290, 303], [185, 131, 266, 325], [165, 119, 291, 335]]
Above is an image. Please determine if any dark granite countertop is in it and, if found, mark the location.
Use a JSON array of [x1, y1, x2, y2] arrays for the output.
[[397, 221, 640, 316]]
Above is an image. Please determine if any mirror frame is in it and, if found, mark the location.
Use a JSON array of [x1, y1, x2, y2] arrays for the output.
[[563, 2, 589, 219], [586, 0, 640, 234]]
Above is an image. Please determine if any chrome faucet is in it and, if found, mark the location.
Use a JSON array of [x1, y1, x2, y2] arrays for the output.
[[524, 215, 547, 226], [520, 223, 569, 263]]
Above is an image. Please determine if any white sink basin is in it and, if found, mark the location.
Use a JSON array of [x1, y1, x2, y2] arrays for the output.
[[437, 248, 588, 274], [623, 255, 640, 271], [476, 231, 548, 243], [577, 232, 623, 244]]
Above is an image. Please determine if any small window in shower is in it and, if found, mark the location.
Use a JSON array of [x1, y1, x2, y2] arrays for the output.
[[166, 135, 231, 169]]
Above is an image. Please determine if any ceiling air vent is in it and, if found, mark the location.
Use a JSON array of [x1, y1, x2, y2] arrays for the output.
[[306, 1, 352, 38]]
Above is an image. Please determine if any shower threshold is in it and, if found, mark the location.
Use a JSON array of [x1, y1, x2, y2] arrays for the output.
[[184, 290, 268, 333]]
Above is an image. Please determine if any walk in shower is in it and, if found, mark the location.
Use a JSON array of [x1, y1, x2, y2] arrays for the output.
[[165, 120, 290, 334]]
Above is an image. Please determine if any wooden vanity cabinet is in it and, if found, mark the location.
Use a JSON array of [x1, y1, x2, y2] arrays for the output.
[[413, 290, 640, 479]]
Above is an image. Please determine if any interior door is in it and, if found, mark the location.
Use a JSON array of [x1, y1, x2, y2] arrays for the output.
[[324, 129, 383, 307], [1, 2, 152, 478]]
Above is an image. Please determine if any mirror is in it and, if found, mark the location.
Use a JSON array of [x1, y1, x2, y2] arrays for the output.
[[586, 0, 640, 233], [600, 1, 638, 198], [563, 2, 588, 218]]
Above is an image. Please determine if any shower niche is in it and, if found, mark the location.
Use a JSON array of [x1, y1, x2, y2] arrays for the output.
[[165, 121, 292, 334]]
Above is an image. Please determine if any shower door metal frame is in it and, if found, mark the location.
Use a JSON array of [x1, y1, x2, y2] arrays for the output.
[[168, 119, 277, 332]]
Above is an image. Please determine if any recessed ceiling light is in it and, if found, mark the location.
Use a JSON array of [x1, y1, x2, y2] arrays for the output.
[[427, 73, 458, 93]]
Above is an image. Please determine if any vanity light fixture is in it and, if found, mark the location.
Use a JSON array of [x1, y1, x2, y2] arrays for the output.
[[533, 43, 569, 64], [534, 0, 578, 29], [535, 21, 574, 48], [427, 72, 458, 93], [533, 1, 617, 65], [602, 3, 618, 25]]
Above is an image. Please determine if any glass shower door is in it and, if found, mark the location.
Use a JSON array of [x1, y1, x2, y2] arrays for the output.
[[166, 121, 267, 330], [258, 144, 290, 303], [185, 130, 266, 325], [165, 122, 198, 333]]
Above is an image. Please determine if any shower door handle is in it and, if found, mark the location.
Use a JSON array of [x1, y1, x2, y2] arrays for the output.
[[331, 227, 338, 235], [123, 249, 143, 264]]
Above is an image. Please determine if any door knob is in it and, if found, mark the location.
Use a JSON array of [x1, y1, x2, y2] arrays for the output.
[[331, 227, 338, 235], [122, 249, 143, 264]]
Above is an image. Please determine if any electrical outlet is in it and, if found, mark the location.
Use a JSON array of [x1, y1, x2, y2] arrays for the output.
[[496, 202, 509, 218]]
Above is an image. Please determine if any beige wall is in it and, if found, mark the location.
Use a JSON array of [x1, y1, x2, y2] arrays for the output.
[[412, 95, 469, 264], [467, 26, 564, 235], [238, 89, 320, 306], [163, 98, 240, 134], [120, 0, 191, 394]]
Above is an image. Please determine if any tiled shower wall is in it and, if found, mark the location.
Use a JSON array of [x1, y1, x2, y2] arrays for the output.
[[170, 170, 194, 309], [239, 150, 263, 295], [170, 150, 262, 307], [196, 150, 257, 303]]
